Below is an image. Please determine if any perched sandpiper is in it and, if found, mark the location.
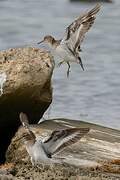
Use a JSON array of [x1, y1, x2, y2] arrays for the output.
[[38, 4, 101, 76], [19, 112, 90, 165]]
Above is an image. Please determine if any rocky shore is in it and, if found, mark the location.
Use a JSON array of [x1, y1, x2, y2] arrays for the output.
[[0, 47, 54, 163], [1, 119, 119, 179], [0, 47, 119, 179]]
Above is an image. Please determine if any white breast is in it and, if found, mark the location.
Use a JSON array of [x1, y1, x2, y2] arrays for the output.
[[56, 44, 76, 63], [26, 141, 49, 164]]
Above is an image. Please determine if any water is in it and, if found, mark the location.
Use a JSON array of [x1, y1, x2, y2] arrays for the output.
[[0, 0, 120, 129]]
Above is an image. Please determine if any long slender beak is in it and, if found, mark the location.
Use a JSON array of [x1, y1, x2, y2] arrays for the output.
[[37, 40, 44, 44]]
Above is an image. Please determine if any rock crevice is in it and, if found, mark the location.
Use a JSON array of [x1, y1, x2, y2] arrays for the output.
[[0, 47, 54, 163]]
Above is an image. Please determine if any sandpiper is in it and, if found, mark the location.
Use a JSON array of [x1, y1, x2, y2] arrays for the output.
[[38, 4, 101, 76], [19, 112, 90, 165]]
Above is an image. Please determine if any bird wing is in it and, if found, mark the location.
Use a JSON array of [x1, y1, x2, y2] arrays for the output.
[[43, 128, 90, 156], [20, 132, 36, 145], [62, 3, 101, 54], [19, 112, 36, 144]]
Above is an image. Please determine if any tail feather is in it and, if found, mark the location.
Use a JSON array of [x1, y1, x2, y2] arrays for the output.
[[19, 112, 29, 129], [19, 112, 36, 145], [78, 56, 84, 71]]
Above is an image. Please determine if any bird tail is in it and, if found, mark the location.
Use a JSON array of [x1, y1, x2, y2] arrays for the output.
[[19, 112, 36, 144], [78, 56, 84, 71], [19, 112, 30, 130]]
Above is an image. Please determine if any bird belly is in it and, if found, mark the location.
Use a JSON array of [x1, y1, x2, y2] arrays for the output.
[[56, 45, 76, 63], [26, 142, 50, 165]]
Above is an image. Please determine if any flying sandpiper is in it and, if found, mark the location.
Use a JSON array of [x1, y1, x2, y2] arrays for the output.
[[38, 4, 101, 77]]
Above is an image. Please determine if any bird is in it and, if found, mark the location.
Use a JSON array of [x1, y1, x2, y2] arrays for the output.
[[19, 112, 90, 166], [37, 4, 101, 77]]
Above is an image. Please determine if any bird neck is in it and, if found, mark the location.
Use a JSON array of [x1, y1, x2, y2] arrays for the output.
[[48, 37, 61, 49]]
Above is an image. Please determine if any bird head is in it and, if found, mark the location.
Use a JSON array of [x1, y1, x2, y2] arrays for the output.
[[37, 35, 54, 45]]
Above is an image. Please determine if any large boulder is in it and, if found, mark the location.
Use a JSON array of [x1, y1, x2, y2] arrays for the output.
[[0, 47, 54, 163], [6, 119, 120, 179]]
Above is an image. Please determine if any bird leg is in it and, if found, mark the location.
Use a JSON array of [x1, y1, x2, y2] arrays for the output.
[[31, 157, 35, 166], [58, 60, 65, 67], [66, 61, 71, 77], [58, 60, 71, 77]]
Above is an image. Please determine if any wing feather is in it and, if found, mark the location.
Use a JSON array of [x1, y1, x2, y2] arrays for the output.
[[53, 128, 90, 154], [20, 132, 36, 144], [43, 128, 90, 156], [62, 3, 101, 53]]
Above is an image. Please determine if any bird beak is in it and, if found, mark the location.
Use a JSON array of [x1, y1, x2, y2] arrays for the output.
[[37, 40, 44, 44]]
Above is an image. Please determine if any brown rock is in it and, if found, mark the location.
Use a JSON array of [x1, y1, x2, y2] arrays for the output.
[[0, 47, 54, 163]]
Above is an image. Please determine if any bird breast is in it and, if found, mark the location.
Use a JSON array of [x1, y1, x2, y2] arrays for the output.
[[56, 44, 76, 62], [26, 141, 49, 163]]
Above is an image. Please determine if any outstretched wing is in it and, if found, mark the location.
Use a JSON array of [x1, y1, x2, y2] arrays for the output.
[[43, 128, 90, 156], [62, 3, 101, 53], [19, 112, 36, 144]]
